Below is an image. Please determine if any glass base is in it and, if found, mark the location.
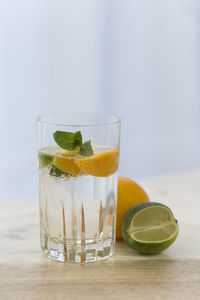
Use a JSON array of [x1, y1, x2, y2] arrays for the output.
[[41, 233, 115, 263]]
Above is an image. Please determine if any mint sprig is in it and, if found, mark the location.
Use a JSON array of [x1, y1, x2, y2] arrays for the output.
[[53, 130, 93, 156], [79, 140, 93, 156], [49, 165, 71, 177], [53, 131, 82, 151], [74, 131, 82, 150]]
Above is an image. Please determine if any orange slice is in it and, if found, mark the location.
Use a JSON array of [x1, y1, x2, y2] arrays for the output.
[[59, 151, 77, 157], [53, 152, 82, 176], [75, 150, 119, 177]]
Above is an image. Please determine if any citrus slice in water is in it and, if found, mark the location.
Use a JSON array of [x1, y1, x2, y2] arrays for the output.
[[53, 152, 83, 176], [38, 146, 62, 168], [122, 202, 179, 254], [38, 152, 54, 168], [75, 149, 119, 177]]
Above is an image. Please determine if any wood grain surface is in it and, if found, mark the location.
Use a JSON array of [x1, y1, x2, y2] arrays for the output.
[[1, 171, 200, 300]]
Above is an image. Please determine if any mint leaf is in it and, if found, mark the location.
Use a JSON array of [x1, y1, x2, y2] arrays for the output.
[[79, 140, 93, 156], [49, 165, 71, 177], [53, 131, 74, 150], [53, 131, 82, 151], [73, 131, 82, 150], [53, 130, 92, 156]]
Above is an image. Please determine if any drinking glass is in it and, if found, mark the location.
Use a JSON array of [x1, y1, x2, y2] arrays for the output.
[[37, 113, 121, 262]]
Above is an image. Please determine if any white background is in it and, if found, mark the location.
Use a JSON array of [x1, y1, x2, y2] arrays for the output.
[[0, 0, 200, 201]]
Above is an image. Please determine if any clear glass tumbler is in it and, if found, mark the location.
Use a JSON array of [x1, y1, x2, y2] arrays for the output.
[[37, 113, 121, 262]]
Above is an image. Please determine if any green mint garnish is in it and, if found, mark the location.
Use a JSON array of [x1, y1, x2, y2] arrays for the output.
[[53, 130, 93, 157], [49, 165, 71, 177], [73, 131, 82, 151], [79, 140, 93, 156], [53, 131, 82, 151]]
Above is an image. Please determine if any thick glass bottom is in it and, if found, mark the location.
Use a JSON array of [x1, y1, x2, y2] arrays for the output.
[[41, 233, 115, 263]]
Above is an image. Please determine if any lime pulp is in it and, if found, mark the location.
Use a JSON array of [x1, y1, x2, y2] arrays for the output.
[[122, 202, 179, 254]]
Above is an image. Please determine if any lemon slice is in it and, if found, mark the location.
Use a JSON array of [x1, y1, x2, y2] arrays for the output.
[[122, 202, 179, 254]]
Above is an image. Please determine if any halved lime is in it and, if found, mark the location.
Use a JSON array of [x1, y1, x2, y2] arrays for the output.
[[122, 202, 179, 254]]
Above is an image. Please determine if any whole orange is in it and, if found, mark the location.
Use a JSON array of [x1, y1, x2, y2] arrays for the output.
[[116, 176, 149, 239]]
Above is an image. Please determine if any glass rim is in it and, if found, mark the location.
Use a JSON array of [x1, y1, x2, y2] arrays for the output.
[[37, 112, 121, 127]]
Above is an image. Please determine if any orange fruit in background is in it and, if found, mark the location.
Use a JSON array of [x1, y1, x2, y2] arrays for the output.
[[116, 176, 149, 239]]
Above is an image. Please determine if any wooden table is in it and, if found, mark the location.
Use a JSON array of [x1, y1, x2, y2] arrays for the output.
[[1, 171, 200, 299]]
